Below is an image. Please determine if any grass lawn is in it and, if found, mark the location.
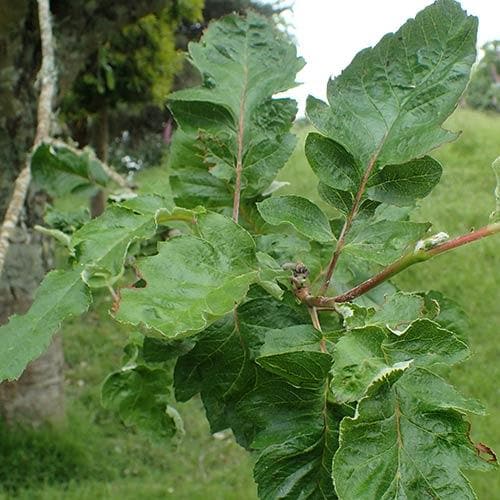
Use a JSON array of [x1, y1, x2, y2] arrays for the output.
[[1, 108, 498, 499]]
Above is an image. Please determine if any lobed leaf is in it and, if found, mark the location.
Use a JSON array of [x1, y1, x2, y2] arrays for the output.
[[168, 13, 303, 209], [305, 0, 477, 295], [235, 329, 345, 499], [307, 0, 477, 168], [174, 297, 309, 435], [330, 319, 469, 403], [244, 371, 342, 500], [333, 368, 489, 500]]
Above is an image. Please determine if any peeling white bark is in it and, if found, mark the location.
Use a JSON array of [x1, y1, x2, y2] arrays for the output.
[[0, 0, 56, 276]]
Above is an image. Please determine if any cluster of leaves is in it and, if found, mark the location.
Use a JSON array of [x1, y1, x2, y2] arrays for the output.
[[62, 0, 204, 116], [0, 2, 498, 498]]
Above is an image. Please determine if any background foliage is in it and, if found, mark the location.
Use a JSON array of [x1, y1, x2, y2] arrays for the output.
[[466, 41, 500, 112]]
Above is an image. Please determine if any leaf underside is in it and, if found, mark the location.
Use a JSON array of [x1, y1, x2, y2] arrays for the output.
[[31, 142, 109, 196]]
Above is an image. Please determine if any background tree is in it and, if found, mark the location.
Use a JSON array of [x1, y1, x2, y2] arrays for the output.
[[0, 0, 282, 426], [466, 40, 500, 112], [0, 0, 176, 424], [62, 1, 203, 216]]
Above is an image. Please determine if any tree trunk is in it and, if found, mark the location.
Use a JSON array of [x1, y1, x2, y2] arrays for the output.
[[490, 61, 499, 111], [90, 105, 109, 217], [0, 0, 64, 426], [0, 0, 168, 426], [0, 224, 64, 425]]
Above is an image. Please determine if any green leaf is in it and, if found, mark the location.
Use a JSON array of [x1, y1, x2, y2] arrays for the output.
[[168, 13, 303, 208], [307, 0, 477, 168], [44, 205, 90, 234], [171, 14, 302, 125], [174, 297, 309, 435], [254, 429, 339, 500], [306, 133, 442, 207], [31, 142, 109, 196], [71, 203, 157, 287], [118, 193, 171, 215], [330, 326, 394, 404], [34, 225, 72, 251], [102, 364, 182, 440], [167, 129, 233, 209], [257, 195, 334, 242], [422, 290, 469, 339], [142, 337, 194, 364], [179, 303, 343, 499], [317, 183, 354, 215], [333, 368, 489, 500], [0, 270, 91, 381], [383, 319, 469, 366], [116, 212, 259, 337], [337, 291, 427, 332], [369, 292, 426, 332], [256, 325, 332, 389], [342, 218, 430, 265], [366, 157, 442, 205], [330, 319, 469, 403], [305, 133, 361, 193], [101, 336, 184, 440], [255, 252, 287, 300], [236, 369, 344, 499], [250, 381, 342, 499]]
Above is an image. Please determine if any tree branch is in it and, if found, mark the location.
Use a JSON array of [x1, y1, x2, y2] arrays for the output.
[[0, 0, 56, 276], [310, 222, 500, 306], [48, 139, 132, 189]]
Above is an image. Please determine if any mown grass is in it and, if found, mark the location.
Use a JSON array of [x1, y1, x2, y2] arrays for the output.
[[1, 108, 498, 499]]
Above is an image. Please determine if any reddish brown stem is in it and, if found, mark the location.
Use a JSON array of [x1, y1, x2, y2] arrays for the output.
[[426, 224, 498, 257], [313, 222, 500, 305], [330, 254, 420, 303], [320, 147, 382, 294]]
